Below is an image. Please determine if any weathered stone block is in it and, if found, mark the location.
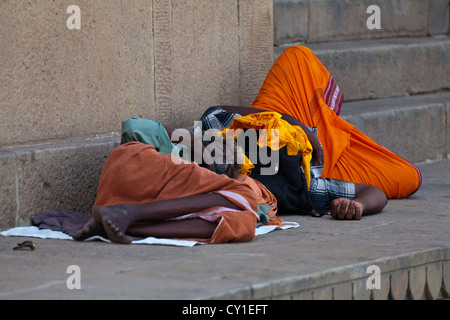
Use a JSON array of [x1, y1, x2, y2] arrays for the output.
[[332, 282, 353, 299], [171, 0, 240, 128], [0, 0, 274, 145], [428, 0, 450, 35], [273, 0, 308, 45], [390, 269, 408, 300], [341, 92, 450, 163], [442, 248, 450, 298], [274, 0, 449, 43], [311, 286, 332, 300], [352, 278, 371, 300], [308, 38, 450, 101], [408, 266, 427, 300], [0, 138, 119, 229], [371, 272, 390, 300], [250, 281, 273, 299], [0, 0, 155, 146], [447, 103, 450, 160], [0, 151, 18, 230], [239, 0, 274, 107], [425, 261, 443, 299]]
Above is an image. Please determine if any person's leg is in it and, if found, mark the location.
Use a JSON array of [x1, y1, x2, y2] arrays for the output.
[[118, 218, 217, 240], [73, 212, 217, 243], [73, 217, 106, 241], [91, 193, 241, 244]]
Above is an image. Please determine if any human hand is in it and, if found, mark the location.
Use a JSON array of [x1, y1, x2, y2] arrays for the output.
[[330, 198, 364, 220]]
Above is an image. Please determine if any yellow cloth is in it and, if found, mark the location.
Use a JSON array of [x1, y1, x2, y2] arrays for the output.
[[220, 112, 313, 187]]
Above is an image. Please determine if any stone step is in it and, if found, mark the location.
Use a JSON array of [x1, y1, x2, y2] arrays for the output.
[[275, 37, 450, 101], [274, 0, 449, 45], [340, 91, 450, 164], [0, 137, 120, 230], [1, 92, 448, 230], [209, 247, 450, 300], [0, 160, 449, 300]]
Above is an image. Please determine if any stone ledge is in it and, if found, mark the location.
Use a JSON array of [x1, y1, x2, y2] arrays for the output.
[[0, 161, 448, 300], [207, 247, 450, 300], [274, 0, 449, 45], [0, 137, 120, 230]]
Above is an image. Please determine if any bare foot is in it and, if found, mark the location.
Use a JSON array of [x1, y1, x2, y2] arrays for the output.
[[330, 198, 364, 220], [92, 206, 133, 244], [73, 217, 107, 241]]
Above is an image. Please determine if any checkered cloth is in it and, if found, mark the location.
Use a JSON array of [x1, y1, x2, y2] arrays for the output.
[[309, 165, 355, 211], [199, 106, 242, 131]]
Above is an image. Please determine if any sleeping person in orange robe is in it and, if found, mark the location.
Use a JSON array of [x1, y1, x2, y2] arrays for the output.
[[199, 46, 421, 220], [251, 46, 421, 199], [73, 119, 280, 244]]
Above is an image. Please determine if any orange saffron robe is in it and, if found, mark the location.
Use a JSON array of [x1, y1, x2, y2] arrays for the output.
[[251, 46, 422, 199], [94, 142, 274, 244]]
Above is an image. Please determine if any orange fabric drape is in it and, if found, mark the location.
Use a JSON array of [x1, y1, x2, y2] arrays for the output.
[[251, 46, 422, 199], [94, 142, 259, 244], [237, 174, 284, 226]]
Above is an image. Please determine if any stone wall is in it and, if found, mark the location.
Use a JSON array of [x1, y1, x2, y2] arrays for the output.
[[0, 0, 274, 229], [0, 0, 274, 146]]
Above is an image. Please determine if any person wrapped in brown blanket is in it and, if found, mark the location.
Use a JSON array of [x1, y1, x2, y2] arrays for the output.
[[71, 118, 282, 244]]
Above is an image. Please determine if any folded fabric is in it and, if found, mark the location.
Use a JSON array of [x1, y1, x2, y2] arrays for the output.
[[250, 45, 421, 199], [121, 117, 176, 155], [220, 112, 313, 187], [31, 211, 90, 237], [120, 119, 282, 227], [237, 174, 283, 226]]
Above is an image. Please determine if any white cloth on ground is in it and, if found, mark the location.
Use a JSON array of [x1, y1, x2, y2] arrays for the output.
[[0, 222, 299, 247]]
